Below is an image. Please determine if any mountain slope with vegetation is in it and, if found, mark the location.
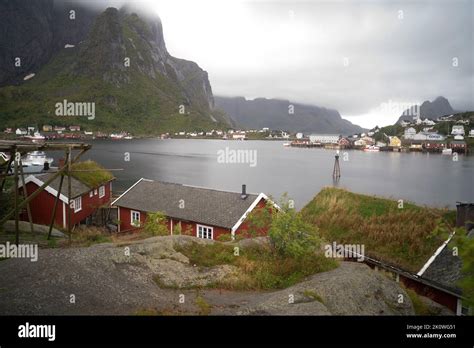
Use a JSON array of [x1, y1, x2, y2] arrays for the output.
[[0, 5, 230, 134]]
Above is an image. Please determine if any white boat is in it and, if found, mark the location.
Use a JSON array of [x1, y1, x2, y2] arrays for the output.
[[283, 142, 291, 147], [21, 151, 54, 173], [25, 131, 45, 141], [363, 145, 380, 152], [442, 148, 452, 155]]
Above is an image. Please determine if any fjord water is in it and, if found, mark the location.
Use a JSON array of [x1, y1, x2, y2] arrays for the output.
[[67, 139, 473, 209]]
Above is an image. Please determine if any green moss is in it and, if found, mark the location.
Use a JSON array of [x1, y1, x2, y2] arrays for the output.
[[70, 160, 113, 188]]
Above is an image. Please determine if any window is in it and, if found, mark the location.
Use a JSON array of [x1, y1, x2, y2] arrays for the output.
[[99, 185, 105, 198], [73, 197, 82, 213], [89, 191, 93, 198], [197, 224, 213, 240], [131, 210, 141, 227], [94, 189, 97, 195]]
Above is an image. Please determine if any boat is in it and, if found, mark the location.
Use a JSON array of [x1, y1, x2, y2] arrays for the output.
[[442, 148, 453, 155], [21, 151, 54, 173], [283, 142, 291, 147], [363, 145, 380, 152], [25, 131, 45, 141]]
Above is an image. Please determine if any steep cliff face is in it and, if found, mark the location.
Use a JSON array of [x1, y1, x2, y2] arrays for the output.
[[0, 3, 226, 133], [0, 0, 100, 86], [215, 96, 365, 134]]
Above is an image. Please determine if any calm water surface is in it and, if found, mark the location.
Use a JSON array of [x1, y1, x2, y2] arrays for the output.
[[55, 139, 474, 210]]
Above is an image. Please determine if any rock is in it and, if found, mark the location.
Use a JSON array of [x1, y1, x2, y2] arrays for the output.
[[3, 220, 65, 237], [239, 262, 415, 315]]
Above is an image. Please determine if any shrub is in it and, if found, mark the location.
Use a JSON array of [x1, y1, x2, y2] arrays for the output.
[[144, 211, 169, 236]]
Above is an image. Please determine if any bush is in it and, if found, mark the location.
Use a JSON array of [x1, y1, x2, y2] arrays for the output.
[[144, 211, 169, 236], [268, 197, 321, 259]]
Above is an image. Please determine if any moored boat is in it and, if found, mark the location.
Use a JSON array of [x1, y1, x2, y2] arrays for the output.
[[363, 145, 380, 152]]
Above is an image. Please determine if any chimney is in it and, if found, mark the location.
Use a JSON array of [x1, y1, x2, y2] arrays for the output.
[[241, 184, 247, 200]]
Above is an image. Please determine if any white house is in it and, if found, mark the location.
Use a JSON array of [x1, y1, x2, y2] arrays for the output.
[[469, 129, 474, 138], [400, 120, 411, 127], [454, 135, 464, 140], [309, 134, 340, 144], [403, 127, 417, 140], [451, 125, 465, 136], [296, 132, 303, 139], [15, 128, 27, 135], [422, 118, 436, 126]]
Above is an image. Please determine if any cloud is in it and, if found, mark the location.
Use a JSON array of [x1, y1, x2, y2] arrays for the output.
[[62, 0, 474, 127]]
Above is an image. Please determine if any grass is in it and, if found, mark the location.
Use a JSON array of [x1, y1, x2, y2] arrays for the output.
[[70, 160, 114, 188], [174, 242, 338, 290], [57, 227, 112, 247], [300, 187, 454, 273], [195, 296, 212, 315], [405, 288, 442, 315]]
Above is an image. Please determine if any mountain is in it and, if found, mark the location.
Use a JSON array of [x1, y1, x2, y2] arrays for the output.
[[214, 96, 365, 134], [0, 2, 231, 133], [397, 96, 454, 124]]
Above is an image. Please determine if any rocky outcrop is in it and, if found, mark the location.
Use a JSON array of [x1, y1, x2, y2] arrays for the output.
[[0, 235, 446, 315], [238, 262, 414, 315]]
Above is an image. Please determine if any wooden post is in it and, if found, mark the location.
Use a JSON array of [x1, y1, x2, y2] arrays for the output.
[[18, 159, 34, 236], [67, 147, 72, 243], [47, 174, 64, 240], [333, 151, 341, 179], [13, 147, 19, 245]]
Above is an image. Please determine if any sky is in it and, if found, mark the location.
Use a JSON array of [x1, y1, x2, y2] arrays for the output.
[[97, 0, 473, 128]]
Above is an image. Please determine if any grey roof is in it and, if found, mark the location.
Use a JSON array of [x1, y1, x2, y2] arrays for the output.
[[113, 179, 260, 229], [35, 173, 91, 199], [421, 230, 473, 296]]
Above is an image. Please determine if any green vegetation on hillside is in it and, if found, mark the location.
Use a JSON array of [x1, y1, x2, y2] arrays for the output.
[[0, 9, 229, 135], [300, 187, 454, 273]]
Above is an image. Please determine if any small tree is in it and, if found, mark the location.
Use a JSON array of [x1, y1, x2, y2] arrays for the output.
[[173, 222, 182, 235], [264, 194, 321, 258], [144, 211, 169, 236]]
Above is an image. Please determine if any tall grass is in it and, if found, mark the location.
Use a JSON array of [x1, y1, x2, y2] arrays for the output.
[[301, 187, 454, 272]]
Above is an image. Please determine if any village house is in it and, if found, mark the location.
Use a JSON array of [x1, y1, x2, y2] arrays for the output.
[[232, 132, 246, 140], [450, 140, 467, 153], [388, 136, 401, 148], [4, 128, 12, 134], [54, 126, 66, 133], [69, 125, 81, 132], [469, 129, 474, 138], [337, 137, 351, 148], [403, 127, 417, 139], [42, 125, 53, 132], [309, 134, 340, 144], [451, 125, 465, 136], [112, 179, 277, 240], [18, 165, 114, 228]]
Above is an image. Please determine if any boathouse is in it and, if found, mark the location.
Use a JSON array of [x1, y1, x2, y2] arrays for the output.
[[18, 164, 114, 228], [112, 179, 277, 239]]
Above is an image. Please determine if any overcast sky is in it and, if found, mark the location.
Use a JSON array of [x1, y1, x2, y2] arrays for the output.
[[102, 0, 473, 128]]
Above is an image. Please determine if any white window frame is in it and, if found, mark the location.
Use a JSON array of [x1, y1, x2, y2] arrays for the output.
[[197, 224, 213, 240], [89, 191, 93, 198], [94, 189, 97, 195], [99, 185, 105, 198], [131, 210, 141, 227], [73, 197, 82, 213]]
